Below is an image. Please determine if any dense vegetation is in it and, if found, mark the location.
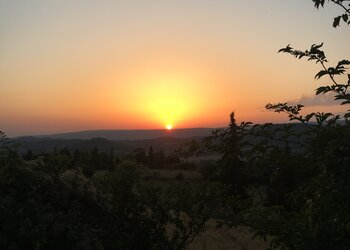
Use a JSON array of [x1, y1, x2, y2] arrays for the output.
[[199, 1, 350, 248], [1, 1, 349, 249], [0, 133, 218, 250]]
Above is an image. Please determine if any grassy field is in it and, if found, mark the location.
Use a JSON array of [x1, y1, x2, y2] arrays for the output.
[[94, 168, 268, 249], [145, 169, 268, 249], [146, 169, 202, 180], [188, 220, 268, 250]]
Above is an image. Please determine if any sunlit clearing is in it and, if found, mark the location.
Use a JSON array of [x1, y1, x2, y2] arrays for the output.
[[166, 124, 173, 130]]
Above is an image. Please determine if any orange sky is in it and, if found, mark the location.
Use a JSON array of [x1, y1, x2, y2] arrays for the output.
[[1, 1, 349, 136]]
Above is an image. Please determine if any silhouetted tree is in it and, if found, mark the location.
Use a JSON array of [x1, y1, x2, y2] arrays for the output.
[[218, 113, 247, 196], [232, 2, 350, 249], [133, 147, 147, 166], [23, 150, 35, 161], [153, 150, 165, 169], [147, 146, 154, 168]]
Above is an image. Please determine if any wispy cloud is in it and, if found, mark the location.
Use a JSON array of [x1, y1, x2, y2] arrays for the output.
[[287, 93, 341, 107]]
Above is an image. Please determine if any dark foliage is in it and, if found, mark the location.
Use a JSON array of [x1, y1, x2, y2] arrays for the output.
[[0, 132, 214, 250]]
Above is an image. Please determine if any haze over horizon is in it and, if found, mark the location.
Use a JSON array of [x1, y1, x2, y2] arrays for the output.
[[1, 0, 350, 137]]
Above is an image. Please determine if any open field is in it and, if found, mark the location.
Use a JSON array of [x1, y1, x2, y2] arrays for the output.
[[146, 169, 202, 180], [188, 220, 268, 250]]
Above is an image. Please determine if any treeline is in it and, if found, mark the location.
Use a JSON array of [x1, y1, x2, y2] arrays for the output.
[[21, 145, 195, 177], [131, 147, 195, 170]]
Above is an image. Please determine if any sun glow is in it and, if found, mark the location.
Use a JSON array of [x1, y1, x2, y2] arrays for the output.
[[125, 74, 201, 129], [114, 70, 216, 130]]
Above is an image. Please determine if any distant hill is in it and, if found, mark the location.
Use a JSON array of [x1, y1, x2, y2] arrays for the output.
[[12, 124, 312, 155], [13, 136, 203, 155], [13, 128, 216, 154], [29, 128, 215, 141]]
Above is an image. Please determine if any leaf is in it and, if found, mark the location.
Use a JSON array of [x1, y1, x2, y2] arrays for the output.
[[334, 94, 345, 100], [315, 70, 328, 79], [333, 16, 341, 28], [278, 44, 292, 53], [337, 60, 350, 68], [311, 43, 323, 51], [305, 113, 315, 122], [315, 112, 333, 124], [313, 0, 325, 9], [341, 100, 350, 105], [329, 66, 345, 75], [316, 86, 328, 95], [342, 14, 348, 22]]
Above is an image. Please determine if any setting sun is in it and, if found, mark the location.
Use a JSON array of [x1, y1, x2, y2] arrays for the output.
[[166, 124, 173, 130]]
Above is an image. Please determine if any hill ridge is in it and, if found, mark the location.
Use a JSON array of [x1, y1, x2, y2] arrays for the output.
[[17, 128, 216, 141]]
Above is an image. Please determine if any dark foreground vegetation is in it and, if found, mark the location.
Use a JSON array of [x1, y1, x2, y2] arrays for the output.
[[1, 1, 350, 249], [0, 133, 218, 250]]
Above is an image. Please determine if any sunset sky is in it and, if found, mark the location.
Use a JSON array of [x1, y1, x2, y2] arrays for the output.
[[1, 0, 349, 136]]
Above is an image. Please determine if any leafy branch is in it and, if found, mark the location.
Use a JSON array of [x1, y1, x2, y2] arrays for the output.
[[313, 0, 350, 27], [278, 43, 350, 119]]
